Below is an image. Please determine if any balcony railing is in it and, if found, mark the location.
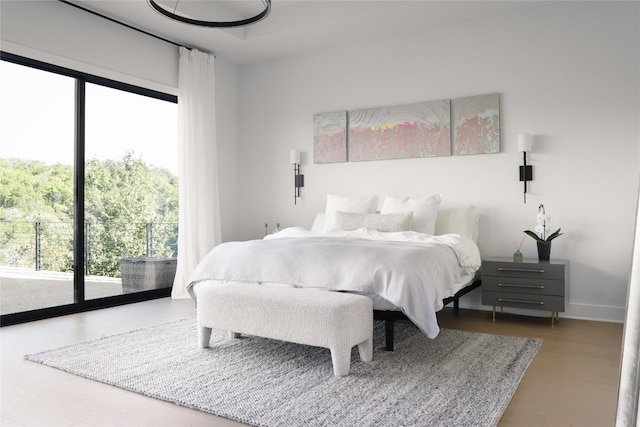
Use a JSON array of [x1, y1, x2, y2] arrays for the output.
[[0, 221, 178, 278]]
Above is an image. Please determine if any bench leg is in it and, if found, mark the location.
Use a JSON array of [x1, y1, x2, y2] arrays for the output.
[[198, 325, 212, 348], [358, 338, 373, 362], [330, 347, 351, 377]]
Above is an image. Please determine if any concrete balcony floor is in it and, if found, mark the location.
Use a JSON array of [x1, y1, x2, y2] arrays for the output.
[[1, 267, 123, 315]]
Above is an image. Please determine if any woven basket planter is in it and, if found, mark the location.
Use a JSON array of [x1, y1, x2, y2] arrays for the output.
[[119, 257, 177, 293]]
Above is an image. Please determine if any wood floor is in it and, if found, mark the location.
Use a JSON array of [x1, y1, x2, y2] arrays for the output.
[[1, 298, 623, 427]]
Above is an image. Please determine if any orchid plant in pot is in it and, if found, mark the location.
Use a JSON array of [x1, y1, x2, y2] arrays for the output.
[[524, 204, 563, 261]]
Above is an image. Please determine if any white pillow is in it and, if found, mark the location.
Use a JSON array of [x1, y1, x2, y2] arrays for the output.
[[380, 194, 442, 235], [435, 205, 479, 242], [310, 213, 326, 232], [324, 195, 379, 230], [334, 211, 413, 232]]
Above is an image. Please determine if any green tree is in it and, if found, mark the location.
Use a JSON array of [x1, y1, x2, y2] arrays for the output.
[[84, 152, 178, 276], [0, 158, 74, 270], [0, 154, 178, 276]]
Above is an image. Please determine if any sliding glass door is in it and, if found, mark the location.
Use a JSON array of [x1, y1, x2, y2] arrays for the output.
[[84, 83, 178, 299], [0, 60, 76, 315], [0, 53, 178, 324]]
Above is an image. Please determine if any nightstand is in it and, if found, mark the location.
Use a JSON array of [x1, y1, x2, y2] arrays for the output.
[[481, 257, 568, 326]]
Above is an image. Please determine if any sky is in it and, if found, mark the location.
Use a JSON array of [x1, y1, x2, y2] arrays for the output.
[[0, 60, 178, 174]]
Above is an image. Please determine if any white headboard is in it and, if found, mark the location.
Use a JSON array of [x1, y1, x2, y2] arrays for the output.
[[434, 205, 479, 242]]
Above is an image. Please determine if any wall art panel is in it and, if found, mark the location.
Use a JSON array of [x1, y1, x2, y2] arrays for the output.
[[348, 100, 451, 162], [313, 111, 348, 164], [452, 93, 500, 155]]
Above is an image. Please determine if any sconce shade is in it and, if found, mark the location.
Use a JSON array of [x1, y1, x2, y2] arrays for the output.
[[290, 150, 301, 165], [517, 134, 533, 152]]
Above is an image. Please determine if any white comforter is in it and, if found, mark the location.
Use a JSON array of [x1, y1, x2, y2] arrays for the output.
[[187, 227, 481, 339]]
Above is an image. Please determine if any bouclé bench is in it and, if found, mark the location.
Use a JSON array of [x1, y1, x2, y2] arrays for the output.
[[196, 283, 373, 376]]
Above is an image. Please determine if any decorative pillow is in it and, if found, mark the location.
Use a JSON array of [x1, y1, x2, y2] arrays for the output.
[[324, 194, 379, 230], [435, 205, 479, 242], [379, 194, 442, 235], [334, 211, 413, 232]]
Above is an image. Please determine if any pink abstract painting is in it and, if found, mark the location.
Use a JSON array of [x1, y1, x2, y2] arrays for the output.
[[348, 100, 451, 162], [313, 111, 347, 164], [453, 93, 500, 155]]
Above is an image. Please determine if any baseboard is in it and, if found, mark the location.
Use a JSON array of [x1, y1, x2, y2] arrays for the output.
[[563, 302, 625, 323]]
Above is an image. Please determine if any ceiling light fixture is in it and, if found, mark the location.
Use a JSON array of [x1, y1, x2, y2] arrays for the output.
[[147, 0, 271, 28]]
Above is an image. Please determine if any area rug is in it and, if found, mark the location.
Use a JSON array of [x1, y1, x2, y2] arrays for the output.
[[25, 318, 541, 427]]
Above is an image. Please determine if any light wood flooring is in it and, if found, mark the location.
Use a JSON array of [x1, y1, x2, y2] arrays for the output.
[[1, 298, 623, 427]]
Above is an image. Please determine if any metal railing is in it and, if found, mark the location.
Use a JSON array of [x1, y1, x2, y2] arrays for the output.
[[0, 221, 177, 277]]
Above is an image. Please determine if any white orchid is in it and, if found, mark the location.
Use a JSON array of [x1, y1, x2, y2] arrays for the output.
[[524, 204, 563, 242]]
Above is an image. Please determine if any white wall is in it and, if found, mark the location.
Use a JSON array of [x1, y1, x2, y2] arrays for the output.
[[236, 1, 640, 322], [0, 0, 178, 93], [0, 0, 239, 242]]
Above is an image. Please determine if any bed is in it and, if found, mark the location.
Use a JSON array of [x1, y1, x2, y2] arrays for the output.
[[187, 194, 482, 350]]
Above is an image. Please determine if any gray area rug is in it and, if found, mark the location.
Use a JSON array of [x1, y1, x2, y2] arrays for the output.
[[25, 317, 541, 427]]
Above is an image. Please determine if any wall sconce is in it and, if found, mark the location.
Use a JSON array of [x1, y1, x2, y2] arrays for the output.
[[518, 134, 534, 203], [290, 150, 304, 205]]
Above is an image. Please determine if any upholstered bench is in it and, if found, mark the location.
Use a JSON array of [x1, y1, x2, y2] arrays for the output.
[[196, 283, 373, 376]]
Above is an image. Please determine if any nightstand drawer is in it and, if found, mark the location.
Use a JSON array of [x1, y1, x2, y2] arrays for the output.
[[481, 261, 566, 280], [482, 291, 564, 312], [482, 276, 564, 296]]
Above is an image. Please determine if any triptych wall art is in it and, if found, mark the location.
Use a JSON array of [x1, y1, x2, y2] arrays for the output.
[[313, 93, 499, 164], [313, 111, 348, 164]]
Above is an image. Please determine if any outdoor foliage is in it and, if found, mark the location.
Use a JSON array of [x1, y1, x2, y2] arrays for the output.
[[0, 154, 178, 277]]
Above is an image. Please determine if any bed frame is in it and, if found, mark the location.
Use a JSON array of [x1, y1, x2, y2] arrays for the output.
[[373, 278, 482, 351]]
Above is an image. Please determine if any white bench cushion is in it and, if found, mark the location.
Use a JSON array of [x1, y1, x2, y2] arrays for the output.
[[196, 283, 373, 376]]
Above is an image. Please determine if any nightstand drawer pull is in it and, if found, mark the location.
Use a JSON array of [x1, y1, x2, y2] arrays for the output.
[[498, 283, 545, 289], [497, 267, 545, 274], [497, 298, 545, 305]]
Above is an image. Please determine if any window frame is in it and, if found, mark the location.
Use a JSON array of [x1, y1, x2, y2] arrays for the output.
[[0, 51, 178, 326]]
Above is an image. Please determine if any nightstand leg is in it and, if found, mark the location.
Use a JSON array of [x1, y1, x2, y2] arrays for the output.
[[492, 305, 496, 321], [551, 311, 555, 327]]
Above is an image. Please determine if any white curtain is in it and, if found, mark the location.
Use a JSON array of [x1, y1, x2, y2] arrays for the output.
[[171, 47, 221, 299], [616, 179, 640, 426]]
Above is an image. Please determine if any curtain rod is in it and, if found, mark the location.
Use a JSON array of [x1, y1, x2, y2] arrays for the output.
[[57, 0, 205, 53]]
